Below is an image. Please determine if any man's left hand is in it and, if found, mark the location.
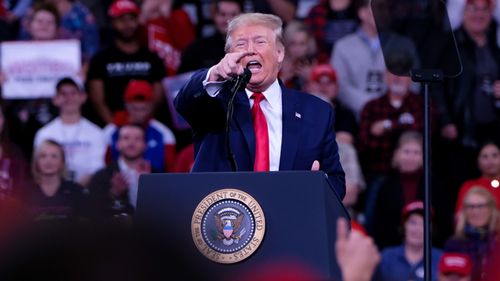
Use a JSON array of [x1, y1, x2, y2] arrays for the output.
[[311, 160, 320, 171]]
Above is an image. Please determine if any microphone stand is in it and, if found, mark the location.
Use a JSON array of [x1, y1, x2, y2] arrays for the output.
[[224, 75, 248, 172]]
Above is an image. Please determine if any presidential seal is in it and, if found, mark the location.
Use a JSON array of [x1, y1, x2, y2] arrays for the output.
[[191, 189, 266, 264]]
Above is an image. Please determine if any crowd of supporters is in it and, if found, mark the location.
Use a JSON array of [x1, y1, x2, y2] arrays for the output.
[[1, 0, 500, 280]]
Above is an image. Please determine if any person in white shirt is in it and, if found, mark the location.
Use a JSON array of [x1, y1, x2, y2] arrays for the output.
[[33, 77, 106, 186]]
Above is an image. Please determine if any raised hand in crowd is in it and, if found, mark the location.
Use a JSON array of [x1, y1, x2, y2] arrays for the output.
[[336, 217, 380, 281]]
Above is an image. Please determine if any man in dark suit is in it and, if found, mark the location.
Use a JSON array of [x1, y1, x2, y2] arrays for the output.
[[88, 124, 152, 218], [174, 13, 345, 198]]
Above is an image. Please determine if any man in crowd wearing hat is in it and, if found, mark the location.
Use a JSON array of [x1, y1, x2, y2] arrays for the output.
[[87, 0, 165, 126], [373, 201, 442, 281], [305, 63, 357, 144], [103, 80, 176, 172], [438, 253, 472, 281], [34, 77, 106, 186]]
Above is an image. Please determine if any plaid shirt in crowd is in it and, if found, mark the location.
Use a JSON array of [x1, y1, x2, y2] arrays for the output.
[[304, 0, 331, 62], [358, 92, 424, 174], [304, 0, 358, 62]]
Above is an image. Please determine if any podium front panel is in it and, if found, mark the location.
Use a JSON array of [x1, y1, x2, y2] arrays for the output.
[[136, 171, 348, 280]]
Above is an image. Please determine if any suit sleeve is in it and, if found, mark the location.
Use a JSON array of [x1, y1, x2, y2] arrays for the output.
[[174, 69, 228, 133], [322, 106, 346, 199]]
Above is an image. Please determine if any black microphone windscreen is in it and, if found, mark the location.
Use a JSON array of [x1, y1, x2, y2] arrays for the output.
[[242, 68, 252, 85]]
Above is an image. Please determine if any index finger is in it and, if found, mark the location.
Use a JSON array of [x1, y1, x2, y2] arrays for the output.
[[230, 51, 257, 63]]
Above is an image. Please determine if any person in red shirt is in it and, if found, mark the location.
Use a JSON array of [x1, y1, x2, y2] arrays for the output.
[[455, 141, 500, 215], [139, 0, 196, 76]]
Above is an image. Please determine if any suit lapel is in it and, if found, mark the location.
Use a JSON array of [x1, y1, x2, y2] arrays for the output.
[[279, 88, 300, 170], [233, 91, 256, 163]]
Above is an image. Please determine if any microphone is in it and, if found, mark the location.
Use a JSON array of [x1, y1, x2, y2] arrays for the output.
[[227, 68, 252, 91], [239, 67, 252, 87], [225, 68, 252, 171]]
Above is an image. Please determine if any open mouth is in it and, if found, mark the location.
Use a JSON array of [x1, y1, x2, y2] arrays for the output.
[[246, 60, 262, 71]]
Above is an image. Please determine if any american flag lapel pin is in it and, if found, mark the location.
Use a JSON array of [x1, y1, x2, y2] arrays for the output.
[[295, 112, 302, 119]]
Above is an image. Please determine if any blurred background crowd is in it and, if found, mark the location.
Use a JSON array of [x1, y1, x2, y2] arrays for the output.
[[0, 0, 500, 280]]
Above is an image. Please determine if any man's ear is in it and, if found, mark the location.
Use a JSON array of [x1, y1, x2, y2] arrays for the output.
[[277, 44, 285, 64]]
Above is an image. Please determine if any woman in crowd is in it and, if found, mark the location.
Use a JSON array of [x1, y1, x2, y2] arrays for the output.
[[445, 187, 499, 281], [19, 0, 99, 67], [27, 139, 87, 222], [3, 3, 60, 159], [279, 20, 317, 91], [367, 129, 452, 247], [455, 141, 500, 214], [368, 130, 425, 248]]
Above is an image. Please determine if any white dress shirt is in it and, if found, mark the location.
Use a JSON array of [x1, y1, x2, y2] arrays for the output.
[[118, 157, 140, 208], [203, 69, 282, 171]]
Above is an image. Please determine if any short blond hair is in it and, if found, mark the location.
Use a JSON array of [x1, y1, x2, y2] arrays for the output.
[[225, 12, 284, 52]]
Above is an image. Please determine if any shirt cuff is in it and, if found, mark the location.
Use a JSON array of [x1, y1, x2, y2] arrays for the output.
[[202, 66, 226, 97]]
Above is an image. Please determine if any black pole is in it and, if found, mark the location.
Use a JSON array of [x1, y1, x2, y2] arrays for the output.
[[423, 82, 432, 281], [410, 69, 442, 281]]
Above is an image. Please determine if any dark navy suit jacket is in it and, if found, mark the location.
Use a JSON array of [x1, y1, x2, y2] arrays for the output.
[[174, 69, 346, 198]]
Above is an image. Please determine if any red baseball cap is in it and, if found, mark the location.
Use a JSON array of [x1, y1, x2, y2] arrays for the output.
[[439, 253, 472, 276], [310, 64, 337, 83], [108, 0, 140, 18], [124, 80, 154, 103], [402, 201, 425, 220], [466, 0, 493, 6]]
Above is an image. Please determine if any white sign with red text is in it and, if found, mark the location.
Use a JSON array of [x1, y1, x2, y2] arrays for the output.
[[1, 40, 81, 99]]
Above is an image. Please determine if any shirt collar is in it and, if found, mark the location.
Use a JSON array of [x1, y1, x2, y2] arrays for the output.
[[118, 157, 137, 175], [245, 79, 282, 109]]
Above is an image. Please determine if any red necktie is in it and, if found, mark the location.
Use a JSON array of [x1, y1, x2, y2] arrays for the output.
[[251, 92, 269, 171]]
